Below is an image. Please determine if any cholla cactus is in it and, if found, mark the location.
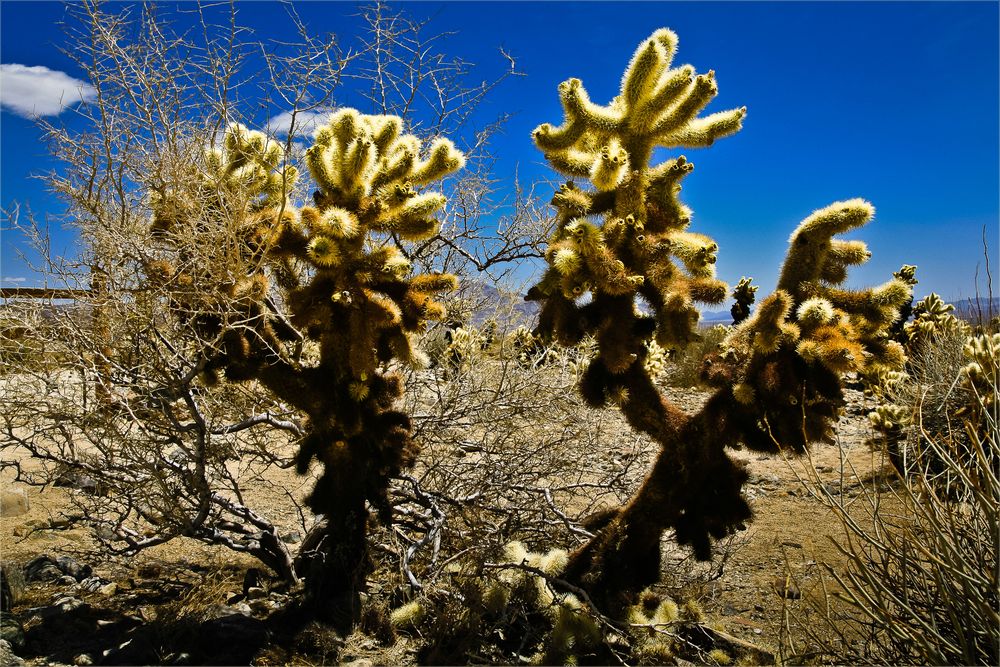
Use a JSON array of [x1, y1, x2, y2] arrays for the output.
[[488, 542, 602, 665], [643, 339, 669, 380], [963, 332, 1000, 408], [528, 29, 912, 613], [904, 293, 971, 349], [887, 264, 918, 340], [509, 325, 561, 367], [443, 326, 483, 371], [730, 277, 757, 325], [529, 28, 742, 357], [149, 113, 463, 625], [869, 403, 911, 441]]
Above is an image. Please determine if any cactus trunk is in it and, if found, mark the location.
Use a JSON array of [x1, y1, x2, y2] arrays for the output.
[[562, 387, 751, 612], [294, 467, 370, 631]]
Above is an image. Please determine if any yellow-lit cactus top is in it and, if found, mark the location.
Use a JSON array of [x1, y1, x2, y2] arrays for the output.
[[725, 199, 911, 378], [151, 122, 298, 241], [963, 332, 999, 408], [528, 28, 745, 361], [283, 109, 464, 383], [209, 123, 299, 207]]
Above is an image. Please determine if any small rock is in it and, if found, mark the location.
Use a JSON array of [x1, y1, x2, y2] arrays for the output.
[[815, 465, 834, 473], [0, 490, 30, 517], [780, 541, 803, 549], [74, 653, 94, 665], [53, 472, 104, 496], [56, 556, 92, 581], [48, 517, 75, 530], [56, 575, 78, 587], [249, 598, 275, 614], [137, 563, 162, 578], [24, 555, 63, 582], [754, 628, 762, 635], [94, 525, 117, 541], [342, 660, 374, 667], [12, 520, 45, 538], [280, 530, 302, 545], [242, 569, 262, 597], [37, 596, 86, 619], [78, 577, 104, 592], [52, 596, 85, 612], [98, 582, 117, 596], [0, 639, 25, 666], [0, 614, 26, 652], [772, 576, 801, 600]]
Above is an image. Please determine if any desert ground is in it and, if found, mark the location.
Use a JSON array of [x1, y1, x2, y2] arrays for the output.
[[0, 373, 897, 666]]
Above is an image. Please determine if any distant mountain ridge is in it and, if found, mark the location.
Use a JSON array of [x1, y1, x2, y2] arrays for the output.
[[951, 297, 1000, 323]]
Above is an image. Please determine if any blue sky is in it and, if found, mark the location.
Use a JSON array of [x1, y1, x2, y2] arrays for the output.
[[1, 1, 998, 304]]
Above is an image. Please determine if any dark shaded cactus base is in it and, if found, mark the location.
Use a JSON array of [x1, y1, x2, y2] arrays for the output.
[[293, 503, 369, 632], [555, 392, 750, 612]]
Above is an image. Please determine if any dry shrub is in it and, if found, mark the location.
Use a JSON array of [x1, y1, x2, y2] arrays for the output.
[[348, 303, 751, 663], [786, 358, 999, 665], [883, 326, 986, 480], [663, 324, 729, 388], [390, 301, 652, 586]]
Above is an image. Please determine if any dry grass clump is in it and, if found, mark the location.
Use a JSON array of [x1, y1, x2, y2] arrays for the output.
[[877, 326, 983, 478], [787, 331, 999, 665]]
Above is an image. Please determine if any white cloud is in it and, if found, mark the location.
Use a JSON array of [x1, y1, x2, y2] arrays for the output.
[[2, 277, 27, 283], [0, 64, 96, 118], [266, 109, 331, 138]]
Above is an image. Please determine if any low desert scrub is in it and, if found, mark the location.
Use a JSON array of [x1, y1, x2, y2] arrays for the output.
[[785, 362, 998, 665], [867, 294, 999, 485], [662, 323, 730, 388]]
